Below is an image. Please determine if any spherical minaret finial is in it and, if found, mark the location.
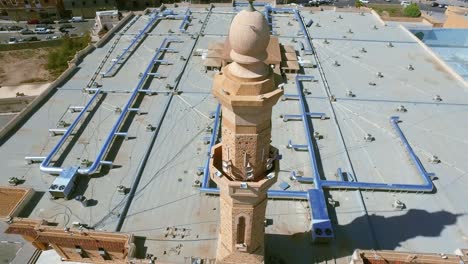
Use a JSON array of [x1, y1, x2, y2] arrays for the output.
[[229, 1, 269, 64], [228, 0, 270, 77]]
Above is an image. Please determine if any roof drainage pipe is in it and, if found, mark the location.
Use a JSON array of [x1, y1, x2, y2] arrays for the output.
[[319, 117, 434, 192], [200, 104, 221, 189], [200, 187, 308, 200], [293, 9, 313, 54], [291, 115, 434, 193], [178, 9, 192, 33], [115, 7, 214, 231], [103, 10, 162, 77], [78, 38, 176, 175], [40, 89, 102, 175], [295, 75, 323, 189]]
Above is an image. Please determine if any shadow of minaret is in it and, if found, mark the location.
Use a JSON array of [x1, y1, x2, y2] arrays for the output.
[[265, 209, 463, 264]]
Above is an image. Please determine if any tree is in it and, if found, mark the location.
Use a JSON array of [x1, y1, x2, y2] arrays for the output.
[[404, 3, 421, 17], [355, 0, 363, 8]]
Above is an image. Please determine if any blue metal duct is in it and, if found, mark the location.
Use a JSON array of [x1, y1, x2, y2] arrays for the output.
[[40, 89, 101, 174], [103, 10, 162, 77], [78, 38, 180, 175]]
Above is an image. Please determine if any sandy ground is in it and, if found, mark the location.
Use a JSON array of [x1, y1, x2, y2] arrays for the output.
[[0, 82, 50, 98], [0, 48, 55, 99], [0, 48, 55, 87]]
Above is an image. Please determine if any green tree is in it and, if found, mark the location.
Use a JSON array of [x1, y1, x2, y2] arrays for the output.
[[355, 0, 363, 8], [404, 3, 421, 17]]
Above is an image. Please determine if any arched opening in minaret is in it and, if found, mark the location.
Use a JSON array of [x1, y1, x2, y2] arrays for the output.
[[236, 216, 246, 246]]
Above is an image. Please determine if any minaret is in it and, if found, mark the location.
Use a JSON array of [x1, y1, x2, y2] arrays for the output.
[[209, 1, 283, 263]]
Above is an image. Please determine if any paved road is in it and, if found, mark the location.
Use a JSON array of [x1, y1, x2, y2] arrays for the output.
[[0, 19, 94, 44]]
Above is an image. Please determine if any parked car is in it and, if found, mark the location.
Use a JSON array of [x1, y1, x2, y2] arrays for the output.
[[360, 0, 370, 4], [35, 28, 52, 34], [439, 3, 448, 8], [0, 26, 6, 31], [25, 36, 39, 42], [8, 37, 17, 44], [431, 2, 439, 6], [58, 19, 70, 24], [401, 0, 411, 6], [69, 16, 84, 22], [27, 19, 40, 24], [8, 25, 23, 31], [20, 29, 35, 35]]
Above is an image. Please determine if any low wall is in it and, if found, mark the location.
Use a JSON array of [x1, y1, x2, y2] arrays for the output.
[[335, 7, 372, 13], [381, 16, 423, 22], [0, 39, 64, 52], [0, 186, 35, 221], [95, 12, 135, 48], [421, 13, 444, 27], [68, 44, 95, 65], [371, 9, 387, 25], [369, 8, 444, 27], [0, 64, 78, 141], [400, 24, 467, 88]]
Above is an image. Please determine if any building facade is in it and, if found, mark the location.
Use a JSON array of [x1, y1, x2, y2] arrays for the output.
[[6, 218, 135, 263], [0, 0, 62, 20]]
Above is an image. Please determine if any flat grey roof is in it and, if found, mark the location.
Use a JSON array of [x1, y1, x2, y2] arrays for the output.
[[1, 5, 467, 264]]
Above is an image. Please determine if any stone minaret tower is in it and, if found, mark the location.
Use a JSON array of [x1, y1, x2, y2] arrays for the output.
[[209, 2, 283, 263]]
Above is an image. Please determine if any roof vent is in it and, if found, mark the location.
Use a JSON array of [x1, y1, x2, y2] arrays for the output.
[[364, 133, 375, 142], [396, 105, 407, 112], [146, 124, 154, 132], [429, 155, 440, 164], [313, 131, 322, 140], [392, 199, 405, 210]]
